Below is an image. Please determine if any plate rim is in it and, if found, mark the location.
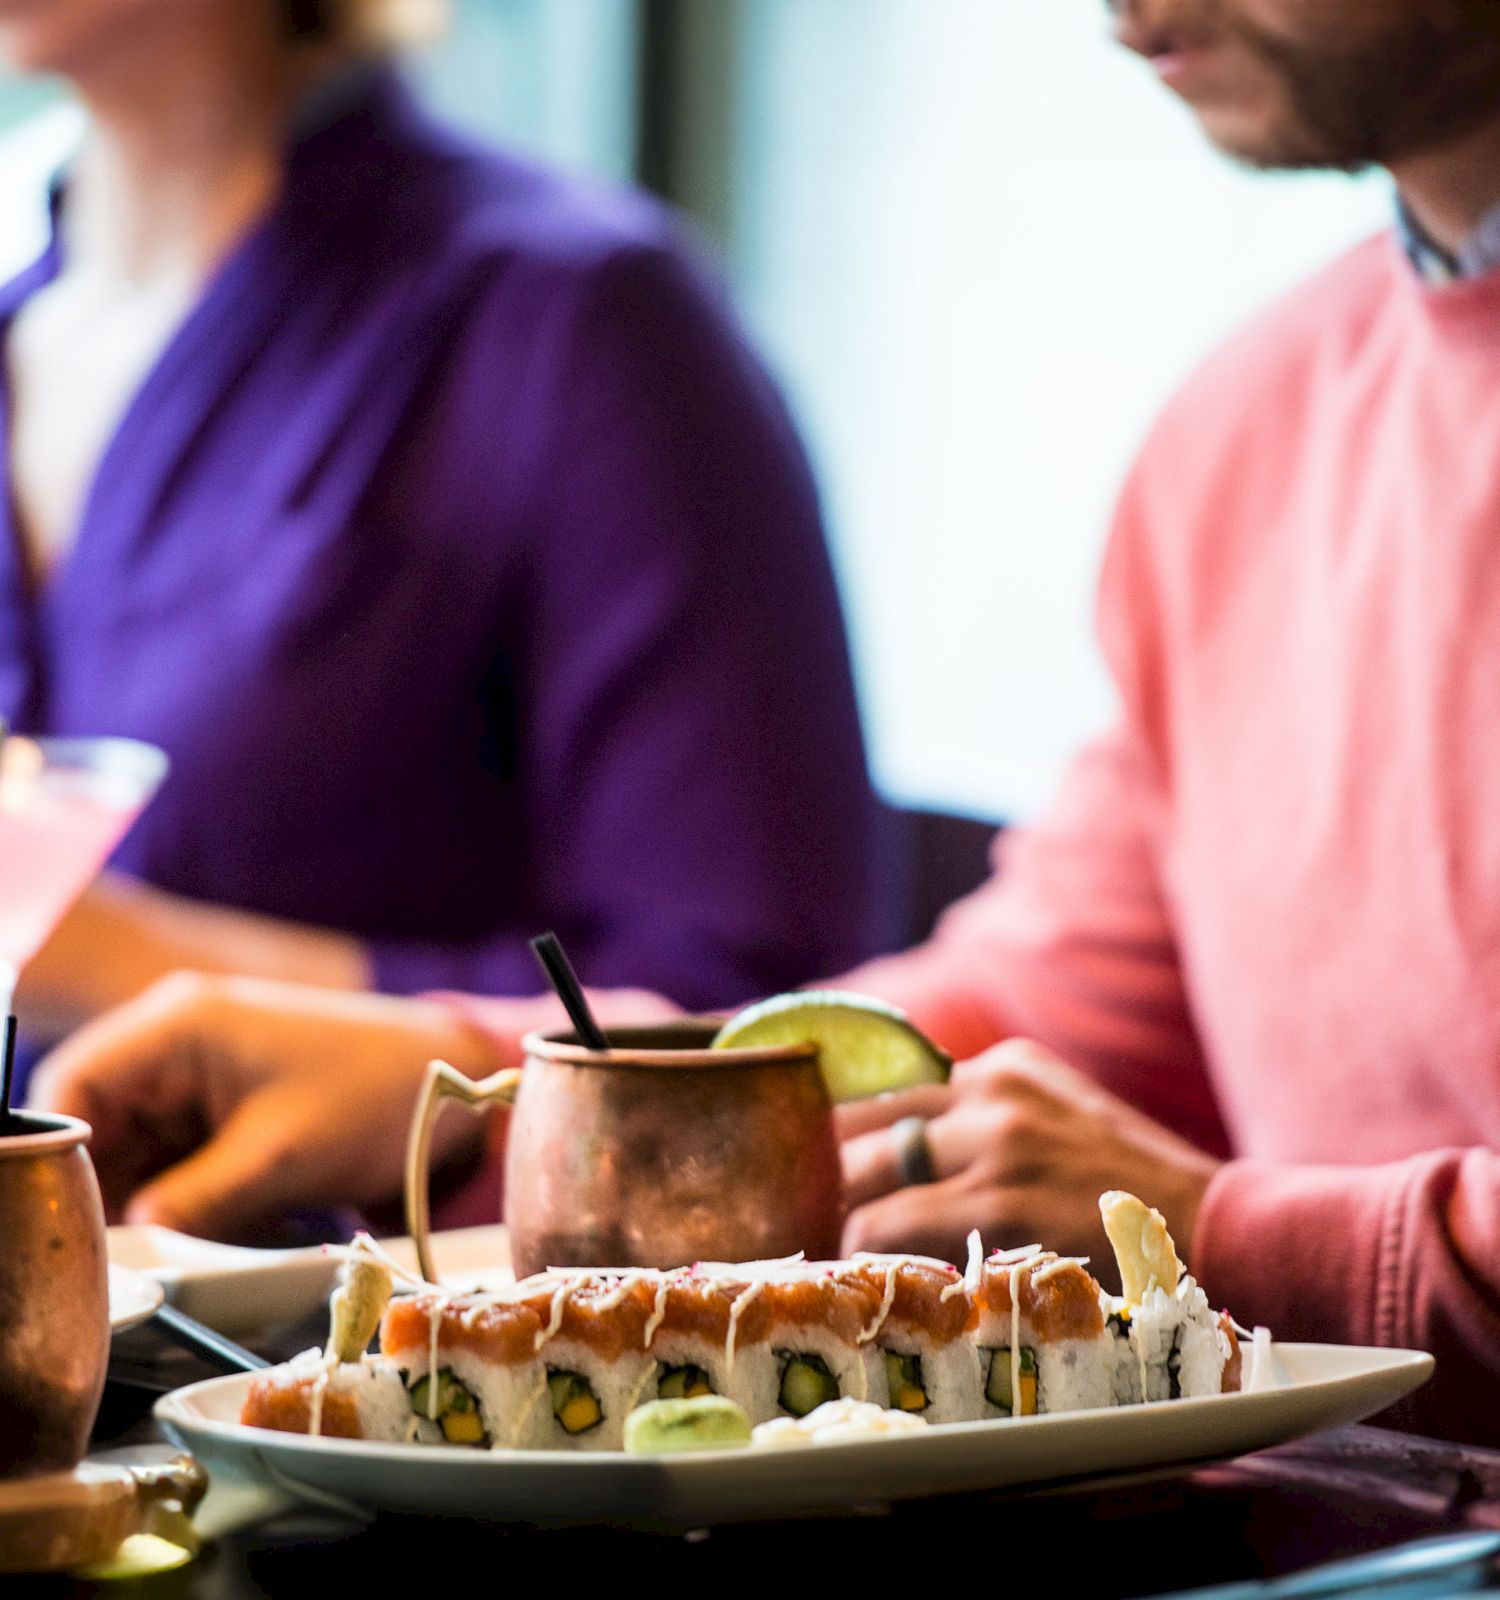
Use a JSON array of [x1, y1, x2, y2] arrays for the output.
[[107, 1261, 164, 1333], [155, 1341, 1436, 1471]]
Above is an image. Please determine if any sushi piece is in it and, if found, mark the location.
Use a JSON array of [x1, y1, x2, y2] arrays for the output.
[[1099, 1191, 1241, 1402], [730, 1264, 887, 1423], [973, 1243, 1116, 1417], [646, 1267, 767, 1414], [842, 1253, 982, 1423], [240, 1348, 421, 1442], [509, 1271, 661, 1450], [380, 1291, 549, 1449], [242, 1236, 421, 1443]]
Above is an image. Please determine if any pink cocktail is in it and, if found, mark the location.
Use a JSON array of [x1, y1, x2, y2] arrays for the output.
[[0, 737, 168, 1003]]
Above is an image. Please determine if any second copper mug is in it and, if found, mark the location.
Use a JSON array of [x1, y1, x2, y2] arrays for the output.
[[0, 1113, 111, 1479], [406, 1021, 843, 1280]]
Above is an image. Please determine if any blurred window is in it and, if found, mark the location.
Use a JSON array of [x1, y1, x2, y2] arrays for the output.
[[717, 0, 1391, 822]]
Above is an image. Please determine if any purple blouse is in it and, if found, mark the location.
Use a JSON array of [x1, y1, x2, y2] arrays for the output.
[[0, 70, 878, 1009]]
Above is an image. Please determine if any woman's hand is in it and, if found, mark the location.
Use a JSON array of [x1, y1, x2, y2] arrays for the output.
[[27, 973, 502, 1238], [17, 873, 371, 1040], [836, 1038, 1222, 1277]]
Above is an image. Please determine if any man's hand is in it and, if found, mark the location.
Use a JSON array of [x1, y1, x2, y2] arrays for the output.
[[27, 973, 502, 1238], [837, 1038, 1222, 1278]]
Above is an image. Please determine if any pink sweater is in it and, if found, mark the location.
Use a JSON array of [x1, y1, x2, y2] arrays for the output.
[[451, 236, 1500, 1440], [848, 235, 1500, 1441]]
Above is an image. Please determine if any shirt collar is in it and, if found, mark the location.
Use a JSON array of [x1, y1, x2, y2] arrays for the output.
[[1397, 192, 1500, 285]]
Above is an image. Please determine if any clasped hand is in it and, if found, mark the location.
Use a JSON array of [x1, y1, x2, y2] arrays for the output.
[[838, 1038, 1222, 1277]]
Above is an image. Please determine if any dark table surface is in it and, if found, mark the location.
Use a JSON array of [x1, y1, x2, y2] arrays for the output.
[[14, 1322, 1500, 1600]]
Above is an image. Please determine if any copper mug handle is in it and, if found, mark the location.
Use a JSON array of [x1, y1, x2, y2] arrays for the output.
[[403, 1059, 522, 1284]]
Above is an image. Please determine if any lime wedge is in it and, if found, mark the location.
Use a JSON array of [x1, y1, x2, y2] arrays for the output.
[[712, 991, 951, 1103]]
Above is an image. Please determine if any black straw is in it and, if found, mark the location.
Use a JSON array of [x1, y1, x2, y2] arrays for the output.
[[0, 1014, 15, 1134], [530, 932, 610, 1051]]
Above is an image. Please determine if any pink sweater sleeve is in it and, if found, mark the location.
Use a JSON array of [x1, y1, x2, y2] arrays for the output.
[[1196, 1151, 1500, 1440]]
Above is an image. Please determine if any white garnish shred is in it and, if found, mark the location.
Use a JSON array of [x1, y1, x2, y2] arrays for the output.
[[988, 1243, 1044, 1265], [513, 1370, 551, 1446], [1031, 1256, 1090, 1285], [945, 1228, 985, 1302], [644, 1274, 674, 1346], [324, 1232, 432, 1293]]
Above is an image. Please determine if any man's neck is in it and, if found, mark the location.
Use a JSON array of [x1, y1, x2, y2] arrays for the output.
[[1389, 112, 1500, 261]]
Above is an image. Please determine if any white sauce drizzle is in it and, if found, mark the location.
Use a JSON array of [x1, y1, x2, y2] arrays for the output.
[[513, 1370, 551, 1446], [426, 1294, 452, 1420], [725, 1280, 764, 1372], [644, 1275, 674, 1346], [1009, 1261, 1023, 1418], [982, 1247, 1051, 1418], [534, 1272, 594, 1353], [309, 1359, 333, 1438], [861, 1263, 900, 1345]]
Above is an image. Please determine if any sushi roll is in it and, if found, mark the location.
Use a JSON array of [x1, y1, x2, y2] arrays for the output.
[[843, 1253, 983, 1424], [240, 1349, 420, 1442], [381, 1291, 550, 1448], [973, 1244, 1116, 1417], [728, 1263, 886, 1423], [1099, 1191, 1241, 1402], [510, 1270, 661, 1450]]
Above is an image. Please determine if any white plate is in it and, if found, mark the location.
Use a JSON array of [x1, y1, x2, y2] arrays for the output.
[[156, 1343, 1433, 1529], [108, 1263, 164, 1334], [106, 1225, 513, 1337]]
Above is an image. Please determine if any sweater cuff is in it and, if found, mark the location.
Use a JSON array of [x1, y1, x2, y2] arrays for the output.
[[1191, 1159, 1402, 1346]]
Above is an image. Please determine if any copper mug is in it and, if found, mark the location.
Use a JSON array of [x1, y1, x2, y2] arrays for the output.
[[0, 1114, 110, 1479], [406, 1021, 843, 1281]]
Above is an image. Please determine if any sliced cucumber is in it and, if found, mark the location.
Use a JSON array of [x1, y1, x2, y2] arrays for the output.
[[984, 1346, 1038, 1416], [407, 1367, 488, 1447], [882, 1350, 929, 1413], [658, 1363, 715, 1401], [777, 1351, 839, 1417]]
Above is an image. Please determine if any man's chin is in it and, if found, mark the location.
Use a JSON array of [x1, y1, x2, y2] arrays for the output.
[[1190, 103, 1370, 174]]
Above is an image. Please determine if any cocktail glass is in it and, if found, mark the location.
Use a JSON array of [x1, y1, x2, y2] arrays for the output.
[[0, 736, 169, 1014]]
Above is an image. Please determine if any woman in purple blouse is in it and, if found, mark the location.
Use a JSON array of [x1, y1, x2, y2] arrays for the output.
[[1, 0, 877, 1043]]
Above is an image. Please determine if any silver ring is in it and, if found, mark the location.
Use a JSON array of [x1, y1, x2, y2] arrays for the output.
[[891, 1115, 937, 1188]]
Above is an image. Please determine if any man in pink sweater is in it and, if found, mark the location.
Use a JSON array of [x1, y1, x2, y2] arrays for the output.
[[31, 0, 1500, 1440]]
